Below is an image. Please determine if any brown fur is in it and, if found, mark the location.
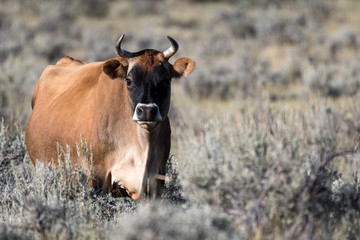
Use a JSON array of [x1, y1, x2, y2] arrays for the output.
[[133, 50, 164, 73], [26, 51, 195, 200]]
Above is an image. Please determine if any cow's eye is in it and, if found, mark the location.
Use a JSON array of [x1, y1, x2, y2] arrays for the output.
[[125, 78, 132, 87]]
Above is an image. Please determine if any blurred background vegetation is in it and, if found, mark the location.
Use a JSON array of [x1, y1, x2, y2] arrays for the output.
[[1, 0, 360, 239], [1, 0, 360, 128]]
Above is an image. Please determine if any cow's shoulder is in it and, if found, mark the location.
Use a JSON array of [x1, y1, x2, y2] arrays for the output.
[[39, 56, 87, 81], [33, 58, 99, 107], [40, 56, 97, 82]]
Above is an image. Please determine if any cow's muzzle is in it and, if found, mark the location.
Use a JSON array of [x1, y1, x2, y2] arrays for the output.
[[133, 103, 162, 130]]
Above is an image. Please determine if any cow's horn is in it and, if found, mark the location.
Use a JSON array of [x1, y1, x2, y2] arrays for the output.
[[115, 34, 135, 58], [163, 36, 179, 60]]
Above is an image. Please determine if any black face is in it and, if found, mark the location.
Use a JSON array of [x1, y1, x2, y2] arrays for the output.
[[126, 64, 172, 120]]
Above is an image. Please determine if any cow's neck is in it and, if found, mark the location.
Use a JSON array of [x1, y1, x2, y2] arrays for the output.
[[134, 123, 162, 196], [136, 125, 160, 153]]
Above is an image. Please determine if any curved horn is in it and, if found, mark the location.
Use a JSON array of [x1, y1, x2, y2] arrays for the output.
[[115, 34, 135, 58], [163, 36, 179, 60]]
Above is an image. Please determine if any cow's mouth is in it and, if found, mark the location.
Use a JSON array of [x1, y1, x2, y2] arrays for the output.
[[136, 120, 160, 131]]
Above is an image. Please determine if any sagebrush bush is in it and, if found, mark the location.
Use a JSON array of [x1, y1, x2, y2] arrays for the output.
[[1, 97, 360, 239], [177, 99, 360, 238], [111, 203, 236, 240], [303, 61, 360, 97]]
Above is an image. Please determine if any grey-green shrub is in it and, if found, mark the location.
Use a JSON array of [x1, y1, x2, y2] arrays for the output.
[[1, 96, 360, 239], [177, 100, 360, 238]]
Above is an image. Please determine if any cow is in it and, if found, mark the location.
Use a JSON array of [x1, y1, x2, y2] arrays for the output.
[[25, 35, 195, 200]]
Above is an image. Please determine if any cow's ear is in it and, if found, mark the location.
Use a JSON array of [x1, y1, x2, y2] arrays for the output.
[[103, 59, 128, 79], [172, 57, 195, 78]]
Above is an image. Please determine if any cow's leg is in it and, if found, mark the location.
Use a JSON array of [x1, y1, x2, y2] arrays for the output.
[[147, 157, 168, 199], [155, 131, 171, 199], [155, 176, 165, 199]]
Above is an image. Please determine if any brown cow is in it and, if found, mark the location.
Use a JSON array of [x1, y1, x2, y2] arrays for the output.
[[26, 35, 195, 200]]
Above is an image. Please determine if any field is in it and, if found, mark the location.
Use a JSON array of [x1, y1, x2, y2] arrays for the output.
[[1, 0, 360, 239]]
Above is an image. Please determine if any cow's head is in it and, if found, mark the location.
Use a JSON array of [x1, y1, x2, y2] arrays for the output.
[[104, 35, 195, 132]]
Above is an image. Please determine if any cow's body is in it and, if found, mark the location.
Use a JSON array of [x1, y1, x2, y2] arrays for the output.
[[26, 36, 194, 199]]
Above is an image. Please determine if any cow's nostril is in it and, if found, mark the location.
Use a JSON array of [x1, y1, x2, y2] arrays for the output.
[[137, 107, 143, 116]]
